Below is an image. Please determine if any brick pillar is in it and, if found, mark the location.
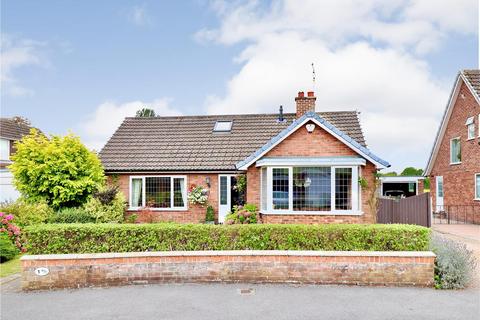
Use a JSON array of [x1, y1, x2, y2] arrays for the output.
[[295, 91, 316, 118]]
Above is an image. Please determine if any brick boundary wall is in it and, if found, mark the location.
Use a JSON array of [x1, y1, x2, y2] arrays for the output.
[[21, 251, 435, 290]]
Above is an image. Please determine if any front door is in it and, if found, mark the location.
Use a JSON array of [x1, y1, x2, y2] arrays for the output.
[[218, 175, 232, 223], [436, 176, 444, 208]]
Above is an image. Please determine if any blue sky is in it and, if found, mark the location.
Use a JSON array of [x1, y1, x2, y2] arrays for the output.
[[1, 0, 478, 171]]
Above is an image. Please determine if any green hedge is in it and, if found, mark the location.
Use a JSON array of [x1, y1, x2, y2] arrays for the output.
[[22, 223, 431, 254]]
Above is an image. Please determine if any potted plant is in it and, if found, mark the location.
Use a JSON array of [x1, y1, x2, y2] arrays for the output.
[[205, 205, 215, 224]]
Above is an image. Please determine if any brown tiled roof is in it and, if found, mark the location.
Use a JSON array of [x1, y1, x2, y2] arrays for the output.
[[462, 69, 480, 98], [99, 111, 367, 171], [0, 118, 33, 141]]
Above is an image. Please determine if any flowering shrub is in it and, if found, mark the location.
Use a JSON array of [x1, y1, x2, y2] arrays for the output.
[[430, 235, 477, 289], [188, 185, 208, 206], [225, 204, 258, 225], [0, 212, 24, 253], [0, 199, 54, 227]]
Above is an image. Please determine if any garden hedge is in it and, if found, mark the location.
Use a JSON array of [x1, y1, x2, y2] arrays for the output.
[[22, 223, 431, 254]]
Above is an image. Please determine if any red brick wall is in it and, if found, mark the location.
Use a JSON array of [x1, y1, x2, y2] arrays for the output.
[[21, 251, 435, 290], [246, 120, 378, 224], [429, 81, 480, 209], [112, 173, 220, 223], [295, 92, 316, 117]]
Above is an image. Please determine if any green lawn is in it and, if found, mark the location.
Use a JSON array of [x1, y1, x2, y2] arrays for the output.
[[0, 255, 22, 278]]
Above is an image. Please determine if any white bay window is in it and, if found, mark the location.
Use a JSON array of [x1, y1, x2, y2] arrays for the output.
[[129, 176, 187, 210], [261, 165, 360, 214]]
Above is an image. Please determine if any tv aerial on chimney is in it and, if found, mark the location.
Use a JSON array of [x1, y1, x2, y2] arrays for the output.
[[311, 62, 316, 92]]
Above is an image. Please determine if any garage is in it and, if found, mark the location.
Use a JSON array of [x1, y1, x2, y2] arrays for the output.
[[379, 176, 425, 198]]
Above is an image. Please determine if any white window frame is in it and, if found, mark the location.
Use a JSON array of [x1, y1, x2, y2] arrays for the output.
[[475, 173, 480, 201], [466, 116, 475, 140], [263, 165, 361, 215], [450, 137, 461, 165], [213, 121, 233, 132], [0, 138, 10, 161], [128, 175, 188, 211]]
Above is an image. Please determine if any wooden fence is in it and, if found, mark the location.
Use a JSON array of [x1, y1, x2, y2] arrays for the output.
[[377, 192, 431, 227]]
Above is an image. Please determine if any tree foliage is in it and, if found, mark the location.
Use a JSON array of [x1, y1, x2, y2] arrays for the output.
[[9, 130, 105, 209], [135, 108, 156, 117], [379, 171, 398, 177], [400, 167, 424, 176]]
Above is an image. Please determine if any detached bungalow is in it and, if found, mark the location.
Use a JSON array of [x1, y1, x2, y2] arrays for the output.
[[100, 91, 390, 224]]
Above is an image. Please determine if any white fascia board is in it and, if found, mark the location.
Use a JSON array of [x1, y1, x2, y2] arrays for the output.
[[255, 157, 366, 167], [425, 74, 463, 175], [379, 176, 424, 183]]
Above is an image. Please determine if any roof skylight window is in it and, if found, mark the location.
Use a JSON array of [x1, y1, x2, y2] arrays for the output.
[[213, 121, 232, 132]]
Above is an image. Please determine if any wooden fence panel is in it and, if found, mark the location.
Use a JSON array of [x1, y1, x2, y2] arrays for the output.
[[377, 193, 430, 227]]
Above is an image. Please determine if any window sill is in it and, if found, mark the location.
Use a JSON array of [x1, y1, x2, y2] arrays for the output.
[[449, 162, 462, 165], [467, 137, 475, 141], [259, 210, 363, 216], [127, 207, 188, 212]]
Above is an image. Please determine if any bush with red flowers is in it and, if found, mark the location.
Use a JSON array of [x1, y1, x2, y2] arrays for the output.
[[0, 212, 24, 253], [225, 203, 258, 225]]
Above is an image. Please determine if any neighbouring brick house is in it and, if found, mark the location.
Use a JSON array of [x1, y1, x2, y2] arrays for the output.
[[425, 70, 480, 223], [100, 91, 390, 224], [0, 117, 35, 202]]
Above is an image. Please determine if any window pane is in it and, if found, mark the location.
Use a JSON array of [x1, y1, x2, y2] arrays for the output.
[[145, 177, 171, 208], [173, 178, 185, 207], [476, 175, 480, 199], [335, 168, 352, 210], [0, 139, 9, 161], [213, 121, 232, 132], [261, 168, 267, 210], [437, 178, 444, 197], [450, 138, 461, 163], [293, 167, 331, 211], [272, 168, 289, 210], [131, 178, 143, 207], [467, 124, 475, 139], [220, 176, 228, 205]]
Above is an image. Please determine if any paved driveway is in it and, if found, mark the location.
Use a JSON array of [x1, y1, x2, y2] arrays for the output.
[[1, 281, 479, 320]]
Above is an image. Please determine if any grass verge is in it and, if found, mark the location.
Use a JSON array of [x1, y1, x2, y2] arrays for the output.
[[0, 255, 22, 278]]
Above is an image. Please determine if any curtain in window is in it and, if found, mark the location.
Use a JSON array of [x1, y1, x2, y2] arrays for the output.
[[131, 178, 143, 207], [174, 178, 186, 207], [450, 139, 461, 163]]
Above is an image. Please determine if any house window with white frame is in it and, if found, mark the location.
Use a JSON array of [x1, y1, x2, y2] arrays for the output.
[[450, 137, 461, 164], [0, 139, 10, 161], [129, 176, 187, 210], [466, 117, 475, 140], [261, 166, 359, 214], [475, 174, 480, 200]]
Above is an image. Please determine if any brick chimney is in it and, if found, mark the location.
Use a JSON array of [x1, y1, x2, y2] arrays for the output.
[[295, 91, 316, 118]]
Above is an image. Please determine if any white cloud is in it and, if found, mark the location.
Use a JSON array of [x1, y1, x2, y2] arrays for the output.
[[127, 4, 152, 27], [80, 98, 181, 151], [0, 34, 47, 97], [196, 0, 476, 53], [197, 0, 476, 171]]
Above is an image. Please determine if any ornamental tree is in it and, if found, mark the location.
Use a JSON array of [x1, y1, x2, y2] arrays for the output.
[[9, 130, 105, 209]]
